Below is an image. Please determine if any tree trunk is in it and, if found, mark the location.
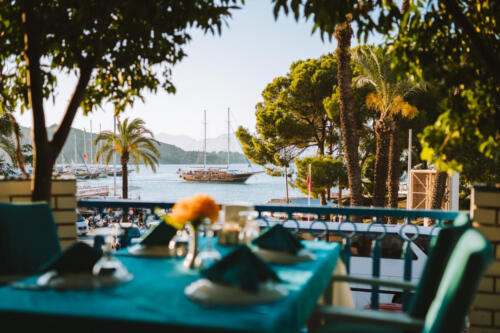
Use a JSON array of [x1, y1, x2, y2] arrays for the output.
[[284, 165, 289, 203], [335, 22, 363, 207], [388, 116, 401, 223], [319, 192, 327, 206], [338, 186, 343, 207], [121, 153, 129, 199], [401, 0, 411, 14], [23, 3, 97, 202], [23, 3, 52, 201], [373, 117, 392, 207], [431, 172, 448, 209], [32, 147, 56, 201]]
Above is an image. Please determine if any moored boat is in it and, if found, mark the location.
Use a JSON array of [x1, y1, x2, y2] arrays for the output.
[[179, 109, 261, 184], [180, 167, 262, 183]]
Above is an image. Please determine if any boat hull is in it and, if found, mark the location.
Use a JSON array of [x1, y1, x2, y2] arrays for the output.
[[180, 171, 261, 183]]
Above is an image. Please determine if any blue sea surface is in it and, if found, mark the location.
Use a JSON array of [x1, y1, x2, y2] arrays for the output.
[[78, 164, 305, 204]]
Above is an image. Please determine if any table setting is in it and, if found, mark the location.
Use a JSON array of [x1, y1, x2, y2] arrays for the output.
[[11, 233, 133, 291], [0, 193, 343, 333], [126, 221, 178, 257]]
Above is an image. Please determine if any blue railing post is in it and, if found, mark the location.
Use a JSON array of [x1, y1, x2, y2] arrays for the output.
[[341, 237, 351, 274], [402, 240, 413, 311], [371, 238, 381, 310]]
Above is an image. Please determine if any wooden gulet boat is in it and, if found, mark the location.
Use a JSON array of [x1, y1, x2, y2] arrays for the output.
[[180, 168, 261, 183], [179, 109, 262, 184]]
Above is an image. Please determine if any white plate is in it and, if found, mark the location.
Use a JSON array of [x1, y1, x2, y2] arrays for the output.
[[185, 279, 288, 305], [253, 248, 316, 264], [127, 244, 172, 257], [37, 271, 133, 290]]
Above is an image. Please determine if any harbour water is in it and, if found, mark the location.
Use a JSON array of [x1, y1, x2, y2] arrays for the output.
[[78, 164, 304, 204]]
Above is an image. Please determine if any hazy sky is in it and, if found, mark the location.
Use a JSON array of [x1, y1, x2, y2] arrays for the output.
[[16, 1, 380, 140]]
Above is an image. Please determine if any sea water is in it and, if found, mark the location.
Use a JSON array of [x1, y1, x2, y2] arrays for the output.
[[78, 164, 304, 204]]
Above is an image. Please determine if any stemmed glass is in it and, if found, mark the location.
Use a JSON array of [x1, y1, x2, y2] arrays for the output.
[[194, 218, 221, 269], [92, 224, 133, 283], [238, 210, 260, 245]]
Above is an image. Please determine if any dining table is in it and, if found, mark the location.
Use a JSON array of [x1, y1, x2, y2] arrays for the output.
[[0, 240, 340, 333]]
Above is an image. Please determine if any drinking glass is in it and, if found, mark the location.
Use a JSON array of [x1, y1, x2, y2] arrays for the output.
[[238, 210, 260, 245], [194, 219, 221, 269], [92, 225, 133, 282]]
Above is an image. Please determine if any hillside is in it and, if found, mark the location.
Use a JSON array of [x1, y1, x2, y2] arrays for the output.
[[19, 125, 248, 165], [156, 132, 243, 153]]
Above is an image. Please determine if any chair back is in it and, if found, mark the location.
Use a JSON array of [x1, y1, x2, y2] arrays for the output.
[[408, 213, 471, 319], [423, 228, 493, 333], [0, 201, 62, 275]]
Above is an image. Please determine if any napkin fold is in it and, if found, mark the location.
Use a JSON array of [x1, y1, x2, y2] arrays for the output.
[[40, 242, 103, 274], [252, 224, 304, 255], [201, 245, 280, 293], [139, 222, 177, 246]]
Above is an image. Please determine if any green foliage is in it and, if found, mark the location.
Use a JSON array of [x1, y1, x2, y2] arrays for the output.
[[94, 118, 160, 171], [255, 53, 340, 155], [392, 1, 499, 183], [237, 53, 342, 174], [0, 114, 32, 168], [0, 0, 242, 114], [294, 156, 347, 198], [0, 0, 242, 199], [271, 0, 401, 42], [353, 46, 421, 119], [271, 0, 499, 185]]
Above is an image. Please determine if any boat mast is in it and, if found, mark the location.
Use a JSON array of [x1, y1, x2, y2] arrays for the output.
[[90, 120, 93, 167], [227, 108, 230, 169], [113, 115, 117, 197], [74, 131, 77, 165], [83, 128, 87, 162], [203, 110, 207, 169]]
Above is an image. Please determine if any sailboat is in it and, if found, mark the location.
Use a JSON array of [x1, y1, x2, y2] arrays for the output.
[[179, 109, 262, 183]]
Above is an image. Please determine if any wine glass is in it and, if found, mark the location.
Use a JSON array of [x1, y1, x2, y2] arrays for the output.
[[92, 225, 133, 283], [238, 210, 260, 245], [194, 218, 221, 269]]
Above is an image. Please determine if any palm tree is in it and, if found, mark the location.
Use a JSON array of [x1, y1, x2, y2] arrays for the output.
[[0, 113, 30, 177], [353, 46, 420, 208], [94, 117, 160, 199], [334, 19, 364, 207]]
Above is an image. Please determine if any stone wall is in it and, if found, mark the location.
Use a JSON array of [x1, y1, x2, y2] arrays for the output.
[[0, 178, 77, 249], [470, 185, 500, 332]]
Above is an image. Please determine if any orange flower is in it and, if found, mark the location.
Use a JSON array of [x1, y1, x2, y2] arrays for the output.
[[170, 194, 219, 228]]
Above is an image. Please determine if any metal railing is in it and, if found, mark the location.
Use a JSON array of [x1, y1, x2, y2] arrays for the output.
[[77, 199, 463, 311]]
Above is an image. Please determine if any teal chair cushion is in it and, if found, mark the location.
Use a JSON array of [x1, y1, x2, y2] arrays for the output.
[[408, 213, 471, 319], [424, 228, 493, 333], [0, 201, 62, 275]]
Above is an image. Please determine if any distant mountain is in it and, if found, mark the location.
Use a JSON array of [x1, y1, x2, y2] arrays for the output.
[[19, 125, 248, 165], [156, 132, 243, 153]]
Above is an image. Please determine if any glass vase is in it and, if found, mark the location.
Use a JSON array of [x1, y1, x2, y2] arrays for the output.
[[183, 222, 199, 269]]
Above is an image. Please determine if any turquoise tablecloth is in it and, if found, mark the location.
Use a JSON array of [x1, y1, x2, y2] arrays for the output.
[[0, 241, 339, 333]]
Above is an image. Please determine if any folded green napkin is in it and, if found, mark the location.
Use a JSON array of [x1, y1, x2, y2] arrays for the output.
[[252, 224, 304, 255], [201, 245, 280, 293], [139, 222, 177, 246], [40, 242, 103, 274]]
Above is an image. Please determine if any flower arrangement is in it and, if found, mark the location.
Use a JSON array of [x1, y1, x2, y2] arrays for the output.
[[156, 194, 219, 229], [155, 194, 219, 269]]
